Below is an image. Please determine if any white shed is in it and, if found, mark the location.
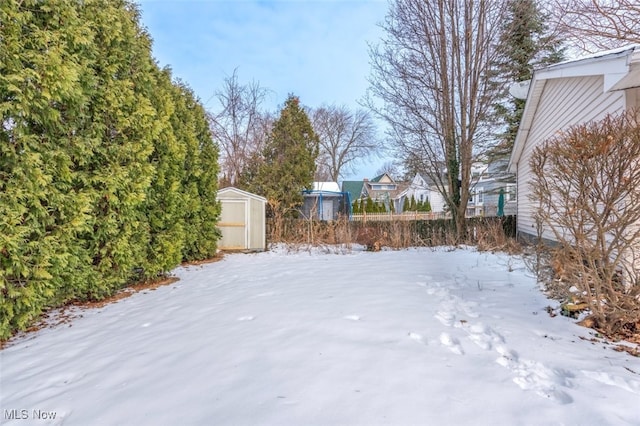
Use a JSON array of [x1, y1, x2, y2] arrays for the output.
[[217, 187, 267, 251]]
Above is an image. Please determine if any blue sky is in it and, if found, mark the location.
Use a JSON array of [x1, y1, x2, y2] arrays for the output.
[[137, 0, 389, 179]]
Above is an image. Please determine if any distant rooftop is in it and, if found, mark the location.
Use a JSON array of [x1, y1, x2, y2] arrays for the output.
[[313, 182, 341, 192]]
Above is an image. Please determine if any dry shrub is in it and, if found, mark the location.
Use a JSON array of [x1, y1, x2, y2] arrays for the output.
[[474, 219, 522, 254], [529, 112, 640, 338], [269, 215, 518, 254]]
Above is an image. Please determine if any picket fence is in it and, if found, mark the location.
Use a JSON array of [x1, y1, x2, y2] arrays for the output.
[[350, 212, 451, 222]]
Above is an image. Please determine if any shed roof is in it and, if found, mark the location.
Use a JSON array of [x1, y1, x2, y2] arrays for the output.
[[313, 182, 341, 192], [218, 186, 267, 203]]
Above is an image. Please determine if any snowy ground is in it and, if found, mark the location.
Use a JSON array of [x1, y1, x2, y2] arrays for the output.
[[1, 246, 639, 425]]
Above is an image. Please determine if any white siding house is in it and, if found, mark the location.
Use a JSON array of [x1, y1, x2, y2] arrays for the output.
[[395, 173, 446, 213], [508, 45, 640, 241]]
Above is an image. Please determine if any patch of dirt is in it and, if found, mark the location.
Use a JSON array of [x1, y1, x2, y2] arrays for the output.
[[75, 276, 181, 309], [181, 254, 224, 266]]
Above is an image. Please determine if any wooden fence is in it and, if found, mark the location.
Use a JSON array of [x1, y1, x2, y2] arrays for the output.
[[350, 212, 450, 222]]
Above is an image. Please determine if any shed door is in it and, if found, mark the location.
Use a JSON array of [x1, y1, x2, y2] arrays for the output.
[[219, 200, 247, 250], [321, 199, 333, 221]]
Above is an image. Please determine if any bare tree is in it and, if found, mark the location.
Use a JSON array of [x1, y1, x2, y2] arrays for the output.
[[310, 105, 380, 182], [209, 69, 271, 187], [548, 0, 640, 52], [366, 0, 507, 239], [530, 113, 640, 335], [375, 160, 402, 180]]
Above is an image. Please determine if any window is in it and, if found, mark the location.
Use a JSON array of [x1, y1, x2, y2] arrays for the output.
[[477, 188, 484, 204], [506, 184, 516, 201]]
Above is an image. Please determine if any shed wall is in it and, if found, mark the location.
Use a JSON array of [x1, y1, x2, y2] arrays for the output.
[[249, 197, 266, 250]]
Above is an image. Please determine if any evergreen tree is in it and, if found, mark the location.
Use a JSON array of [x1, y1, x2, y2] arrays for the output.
[[352, 199, 361, 214], [76, 0, 158, 297], [402, 196, 410, 212], [0, 0, 221, 339], [180, 82, 221, 261], [143, 67, 187, 278], [491, 0, 564, 159], [424, 199, 432, 212], [246, 95, 318, 218], [365, 196, 374, 213], [1, 0, 97, 333], [410, 195, 417, 211]]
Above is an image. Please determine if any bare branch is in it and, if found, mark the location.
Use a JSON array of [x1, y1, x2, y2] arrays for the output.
[[209, 69, 272, 187], [310, 104, 381, 182], [530, 112, 640, 334], [547, 0, 640, 52], [365, 0, 507, 238]]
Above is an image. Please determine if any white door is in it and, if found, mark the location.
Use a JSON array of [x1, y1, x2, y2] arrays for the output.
[[219, 200, 247, 249], [322, 199, 333, 221]]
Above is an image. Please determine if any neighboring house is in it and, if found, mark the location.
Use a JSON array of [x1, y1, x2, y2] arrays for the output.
[[362, 173, 405, 210], [508, 44, 640, 241], [301, 182, 350, 221], [342, 173, 405, 212], [396, 173, 446, 213], [466, 162, 489, 217], [467, 159, 517, 217]]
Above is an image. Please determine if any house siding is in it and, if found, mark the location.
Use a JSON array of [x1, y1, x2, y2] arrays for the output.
[[400, 174, 447, 214], [515, 75, 625, 240], [627, 87, 640, 110]]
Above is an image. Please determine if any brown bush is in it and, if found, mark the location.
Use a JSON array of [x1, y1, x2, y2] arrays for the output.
[[529, 112, 640, 337], [267, 215, 518, 254]]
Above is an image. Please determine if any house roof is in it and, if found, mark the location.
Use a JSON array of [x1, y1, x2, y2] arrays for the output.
[[341, 181, 365, 201], [370, 173, 394, 183], [508, 44, 640, 174], [417, 173, 437, 187]]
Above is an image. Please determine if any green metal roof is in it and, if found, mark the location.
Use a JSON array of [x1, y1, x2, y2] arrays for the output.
[[341, 181, 365, 202]]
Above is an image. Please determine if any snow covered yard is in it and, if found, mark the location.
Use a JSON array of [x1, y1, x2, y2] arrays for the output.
[[2, 246, 639, 425]]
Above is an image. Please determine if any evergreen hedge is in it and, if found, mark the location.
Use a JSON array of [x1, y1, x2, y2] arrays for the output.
[[0, 0, 220, 339]]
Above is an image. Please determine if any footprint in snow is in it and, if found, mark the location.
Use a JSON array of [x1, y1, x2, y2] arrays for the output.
[[494, 344, 573, 404], [237, 316, 255, 321], [439, 332, 464, 355], [343, 315, 361, 321], [581, 370, 640, 395], [408, 332, 427, 345], [465, 322, 505, 351], [435, 310, 456, 327]]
